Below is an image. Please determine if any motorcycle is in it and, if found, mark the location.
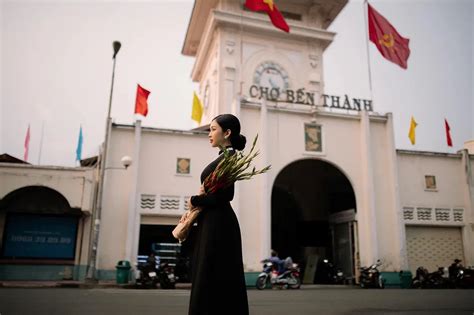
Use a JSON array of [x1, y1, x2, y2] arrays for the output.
[[315, 258, 345, 284], [451, 267, 474, 289], [135, 255, 176, 289], [411, 266, 448, 289], [174, 256, 191, 283], [158, 261, 176, 289], [256, 257, 301, 290], [135, 258, 159, 289], [359, 260, 384, 289], [447, 259, 474, 289]]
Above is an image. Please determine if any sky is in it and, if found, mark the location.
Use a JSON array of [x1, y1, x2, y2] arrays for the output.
[[324, 0, 473, 154], [0, 0, 473, 167]]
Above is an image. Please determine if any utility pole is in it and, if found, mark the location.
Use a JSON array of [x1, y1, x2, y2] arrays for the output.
[[85, 41, 121, 282]]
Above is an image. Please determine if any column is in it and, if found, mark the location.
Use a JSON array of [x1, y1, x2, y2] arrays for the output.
[[386, 113, 408, 270], [259, 98, 271, 261], [358, 110, 378, 266], [461, 149, 474, 265], [125, 119, 142, 265]]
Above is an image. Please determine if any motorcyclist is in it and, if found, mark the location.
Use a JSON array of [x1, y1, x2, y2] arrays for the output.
[[262, 250, 285, 274]]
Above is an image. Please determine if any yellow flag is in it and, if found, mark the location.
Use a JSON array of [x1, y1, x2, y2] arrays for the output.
[[408, 116, 418, 145], [191, 92, 203, 124]]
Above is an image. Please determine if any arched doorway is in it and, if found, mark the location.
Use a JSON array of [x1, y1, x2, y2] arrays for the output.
[[0, 186, 81, 276], [271, 159, 357, 283]]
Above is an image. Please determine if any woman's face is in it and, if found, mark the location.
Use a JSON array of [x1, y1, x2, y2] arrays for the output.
[[209, 120, 231, 148]]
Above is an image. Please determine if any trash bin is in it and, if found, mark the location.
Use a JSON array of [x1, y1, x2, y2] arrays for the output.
[[399, 270, 413, 289], [116, 260, 131, 284], [380, 272, 401, 288]]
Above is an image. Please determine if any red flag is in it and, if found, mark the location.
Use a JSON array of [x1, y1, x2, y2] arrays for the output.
[[134, 84, 150, 117], [24, 124, 30, 161], [368, 3, 410, 69], [245, 0, 290, 33], [445, 119, 453, 147]]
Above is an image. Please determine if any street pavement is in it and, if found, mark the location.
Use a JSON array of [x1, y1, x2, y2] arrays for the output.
[[0, 286, 473, 315]]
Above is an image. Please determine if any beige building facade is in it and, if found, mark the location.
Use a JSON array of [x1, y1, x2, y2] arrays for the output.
[[93, 0, 474, 281], [0, 161, 96, 280], [0, 0, 472, 282], [398, 148, 474, 273]]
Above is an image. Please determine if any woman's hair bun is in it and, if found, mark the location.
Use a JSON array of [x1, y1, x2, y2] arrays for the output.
[[233, 134, 246, 151]]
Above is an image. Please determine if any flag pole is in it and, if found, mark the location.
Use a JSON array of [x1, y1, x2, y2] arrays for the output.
[[75, 125, 77, 166], [38, 121, 45, 165], [24, 124, 31, 162], [76, 124, 83, 166], [363, 0, 374, 101], [239, 0, 244, 97]]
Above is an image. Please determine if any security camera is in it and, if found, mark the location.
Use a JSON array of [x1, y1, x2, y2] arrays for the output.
[[121, 156, 132, 169]]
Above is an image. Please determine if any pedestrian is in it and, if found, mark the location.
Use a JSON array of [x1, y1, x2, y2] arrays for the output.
[[187, 114, 249, 315]]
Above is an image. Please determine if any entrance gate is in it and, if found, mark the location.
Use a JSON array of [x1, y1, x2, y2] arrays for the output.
[[271, 159, 357, 284]]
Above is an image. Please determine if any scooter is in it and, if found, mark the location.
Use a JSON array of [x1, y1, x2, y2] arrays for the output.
[[448, 259, 474, 289], [135, 260, 159, 289], [256, 257, 301, 290], [135, 255, 176, 289], [359, 260, 384, 288], [452, 267, 474, 289], [158, 261, 176, 289], [316, 259, 345, 284], [412, 266, 448, 289]]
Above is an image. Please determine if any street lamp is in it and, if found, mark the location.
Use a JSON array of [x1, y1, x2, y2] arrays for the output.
[[121, 156, 132, 169], [86, 41, 122, 282], [104, 156, 133, 170]]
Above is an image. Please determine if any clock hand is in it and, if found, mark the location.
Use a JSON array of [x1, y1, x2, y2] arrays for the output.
[[269, 78, 277, 88]]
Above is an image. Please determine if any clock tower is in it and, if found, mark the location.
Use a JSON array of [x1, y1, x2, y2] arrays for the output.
[[182, 0, 355, 272], [182, 0, 347, 125]]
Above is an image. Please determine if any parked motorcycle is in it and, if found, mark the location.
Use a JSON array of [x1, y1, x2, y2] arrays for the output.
[[135, 255, 176, 289], [411, 266, 448, 289], [446, 258, 474, 288], [158, 261, 176, 289], [454, 267, 474, 288], [135, 257, 159, 289], [359, 260, 384, 288], [174, 256, 191, 283], [256, 257, 301, 290], [315, 258, 345, 284]]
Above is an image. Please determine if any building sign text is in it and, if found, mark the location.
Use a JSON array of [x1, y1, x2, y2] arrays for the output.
[[249, 85, 373, 112]]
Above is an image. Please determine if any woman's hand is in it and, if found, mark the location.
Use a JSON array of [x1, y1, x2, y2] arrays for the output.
[[186, 186, 204, 212]]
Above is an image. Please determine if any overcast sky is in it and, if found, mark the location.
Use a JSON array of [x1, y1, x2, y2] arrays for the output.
[[325, 0, 473, 154], [1, 0, 472, 166]]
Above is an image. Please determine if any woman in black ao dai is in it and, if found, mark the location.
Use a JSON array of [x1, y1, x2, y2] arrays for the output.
[[188, 114, 249, 315]]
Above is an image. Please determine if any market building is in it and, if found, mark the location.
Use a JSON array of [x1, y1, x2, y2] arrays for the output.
[[0, 156, 96, 280], [92, 0, 474, 282], [0, 0, 472, 282]]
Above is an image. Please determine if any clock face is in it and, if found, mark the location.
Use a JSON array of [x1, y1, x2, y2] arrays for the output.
[[253, 61, 289, 91]]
